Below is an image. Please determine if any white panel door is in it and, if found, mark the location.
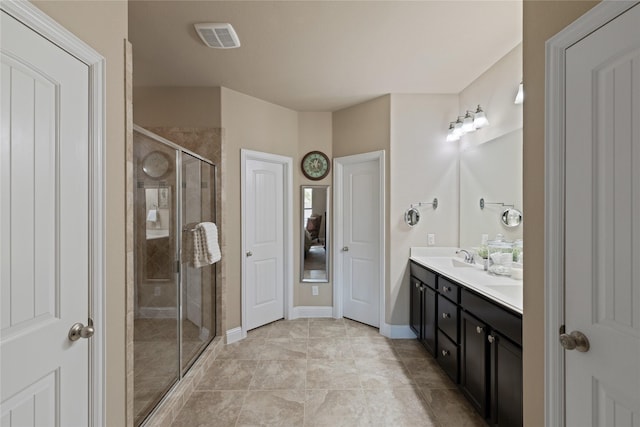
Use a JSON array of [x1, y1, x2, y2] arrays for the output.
[[341, 158, 380, 327], [244, 158, 284, 330], [1, 11, 90, 427], [565, 4, 640, 425]]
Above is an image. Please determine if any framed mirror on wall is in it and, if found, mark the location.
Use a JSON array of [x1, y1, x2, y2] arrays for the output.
[[301, 185, 330, 282]]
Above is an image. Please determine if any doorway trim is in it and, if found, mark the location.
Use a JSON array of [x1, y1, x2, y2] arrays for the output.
[[332, 150, 386, 332], [0, 1, 106, 425], [240, 149, 293, 339], [544, 2, 638, 425]]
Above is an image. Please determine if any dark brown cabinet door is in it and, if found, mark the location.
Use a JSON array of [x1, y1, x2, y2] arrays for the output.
[[460, 311, 489, 418], [409, 278, 422, 338], [421, 286, 436, 355], [489, 332, 523, 427]]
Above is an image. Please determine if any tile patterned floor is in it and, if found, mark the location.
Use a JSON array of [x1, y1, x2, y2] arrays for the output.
[[171, 318, 486, 427]]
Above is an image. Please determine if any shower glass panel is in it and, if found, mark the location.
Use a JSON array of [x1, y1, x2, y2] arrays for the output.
[[133, 133, 179, 426], [133, 127, 217, 426], [181, 153, 216, 372]]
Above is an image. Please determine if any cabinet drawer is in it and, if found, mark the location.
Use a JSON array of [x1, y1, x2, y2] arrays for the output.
[[410, 261, 437, 289], [438, 276, 460, 303], [437, 333, 459, 383], [438, 294, 459, 343], [462, 290, 522, 346]]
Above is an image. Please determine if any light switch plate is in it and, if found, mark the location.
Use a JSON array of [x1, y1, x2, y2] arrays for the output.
[[312, 285, 319, 296], [427, 233, 436, 246]]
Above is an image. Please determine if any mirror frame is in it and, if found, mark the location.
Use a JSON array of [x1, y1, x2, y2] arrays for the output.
[[300, 185, 330, 283]]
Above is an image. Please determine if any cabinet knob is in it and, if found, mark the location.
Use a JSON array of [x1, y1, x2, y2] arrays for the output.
[[443, 286, 451, 292], [419, 286, 424, 293], [488, 334, 496, 344], [476, 326, 484, 334], [441, 349, 450, 357], [442, 312, 451, 319], [415, 282, 419, 288]]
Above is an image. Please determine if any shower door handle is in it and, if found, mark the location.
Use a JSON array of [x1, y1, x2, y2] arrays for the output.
[[246, 251, 253, 257]]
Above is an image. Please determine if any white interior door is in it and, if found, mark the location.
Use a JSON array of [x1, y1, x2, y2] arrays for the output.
[[338, 154, 382, 327], [244, 156, 285, 330], [1, 10, 92, 427], [565, 4, 640, 425]]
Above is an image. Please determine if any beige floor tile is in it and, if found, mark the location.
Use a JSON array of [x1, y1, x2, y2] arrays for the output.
[[306, 359, 361, 389], [236, 390, 304, 427], [269, 321, 309, 339], [196, 360, 258, 391], [403, 357, 457, 389], [356, 358, 414, 389], [420, 387, 487, 427], [259, 338, 308, 360], [246, 324, 272, 339], [392, 339, 431, 359], [216, 338, 265, 360], [304, 389, 372, 427], [249, 360, 307, 390], [171, 391, 245, 427], [309, 322, 346, 338], [350, 337, 399, 359], [344, 319, 381, 337], [365, 387, 439, 427], [307, 337, 354, 359]]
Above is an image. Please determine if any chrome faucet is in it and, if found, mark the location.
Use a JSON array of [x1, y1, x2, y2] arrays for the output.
[[456, 249, 475, 264]]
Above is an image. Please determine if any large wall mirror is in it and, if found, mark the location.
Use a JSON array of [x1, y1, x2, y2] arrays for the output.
[[301, 185, 330, 282]]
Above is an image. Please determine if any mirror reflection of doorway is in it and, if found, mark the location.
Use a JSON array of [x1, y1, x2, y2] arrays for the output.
[[301, 186, 329, 282]]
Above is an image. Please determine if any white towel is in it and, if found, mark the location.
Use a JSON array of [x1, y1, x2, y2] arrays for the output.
[[192, 222, 221, 268]]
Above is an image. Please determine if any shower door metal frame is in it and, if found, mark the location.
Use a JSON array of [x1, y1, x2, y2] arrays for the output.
[[133, 125, 217, 426]]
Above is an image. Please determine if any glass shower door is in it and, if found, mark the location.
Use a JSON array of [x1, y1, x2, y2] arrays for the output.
[[180, 152, 216, 372]]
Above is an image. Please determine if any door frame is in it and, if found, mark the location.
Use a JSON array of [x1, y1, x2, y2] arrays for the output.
[[332, 150, 386, 331], [240, 149, 294, 338], [1, 1, 106, 425], [544, 1, 638, 425]]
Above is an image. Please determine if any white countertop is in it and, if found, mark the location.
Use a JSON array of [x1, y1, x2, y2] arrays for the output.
[[410, 247, 523, 314]]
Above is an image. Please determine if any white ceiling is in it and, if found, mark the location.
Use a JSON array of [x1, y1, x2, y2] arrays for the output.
[[129, 1, 522, 112]]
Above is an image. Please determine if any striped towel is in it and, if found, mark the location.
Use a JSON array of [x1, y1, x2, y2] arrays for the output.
[[192, 222, 221, 268]]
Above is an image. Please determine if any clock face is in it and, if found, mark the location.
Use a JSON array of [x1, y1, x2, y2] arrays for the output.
[[142, 151, 171, 179], [301, 151, 330, 180]]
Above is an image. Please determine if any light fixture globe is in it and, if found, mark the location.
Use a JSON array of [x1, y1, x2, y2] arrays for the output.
[[446, 122, 460, 142], [453, 117, 464, 137], [462, 111, 475, 133], [473, 105, 489, 129]]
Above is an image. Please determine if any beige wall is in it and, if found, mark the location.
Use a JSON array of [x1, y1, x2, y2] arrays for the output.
[[133, 86, 221, 127], [522, 1, 598, 425], [32, 1, 128, 425], [297, 112, 333, 306], [220, 87, 299, 330], [388, 94, 459, 324], [332, 95, 391, 321]]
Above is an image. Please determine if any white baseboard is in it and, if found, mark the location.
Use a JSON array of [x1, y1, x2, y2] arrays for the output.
[[225, 327, 245, 344], [137, 307, 177, 319], [380, 323, 416, 339], [290, 306, 334, 319]]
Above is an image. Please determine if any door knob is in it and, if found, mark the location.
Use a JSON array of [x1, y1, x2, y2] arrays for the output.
[[559, 330, 590, 352], [342, 246, 349, 252], [246, 251, 253, 257], [68, 321, 94, 341]]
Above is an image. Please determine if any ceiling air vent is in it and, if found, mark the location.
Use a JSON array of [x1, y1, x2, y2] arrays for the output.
[[194, 23, 241, 49]]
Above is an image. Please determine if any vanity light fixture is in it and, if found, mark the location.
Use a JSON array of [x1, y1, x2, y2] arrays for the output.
[[514, 82, 524, 104], [446, 105, 489, 142]]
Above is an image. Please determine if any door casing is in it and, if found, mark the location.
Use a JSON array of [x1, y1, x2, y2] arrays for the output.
[[0, 1, 106, 425], [544, 1, 639, 425], [333, 150, 386, 334], [240, 149, 293, 339]]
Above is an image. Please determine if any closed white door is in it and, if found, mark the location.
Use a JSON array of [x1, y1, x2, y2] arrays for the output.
[[338, 155, 381, 327], [244, 157, 285, 330], [565, 3, 640, 424], [1, 10, 91, 427]]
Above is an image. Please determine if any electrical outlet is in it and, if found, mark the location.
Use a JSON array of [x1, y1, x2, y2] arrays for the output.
[[154, 286, 161, 297], [427, 233, 436, 246], [312, 285, 319, 296]]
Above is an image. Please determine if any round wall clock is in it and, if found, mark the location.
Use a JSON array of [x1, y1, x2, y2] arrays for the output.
[[142, 151, 171, 179], [301, 151, 330, 180]]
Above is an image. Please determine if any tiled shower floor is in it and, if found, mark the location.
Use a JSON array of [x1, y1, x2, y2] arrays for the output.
[[170, 318, 486, 427]]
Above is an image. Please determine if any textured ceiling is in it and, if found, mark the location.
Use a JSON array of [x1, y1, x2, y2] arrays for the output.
[[129, 1, 522, 112]]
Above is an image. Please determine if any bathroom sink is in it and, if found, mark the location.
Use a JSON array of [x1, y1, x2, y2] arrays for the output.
[[451, 258, 476, 268]]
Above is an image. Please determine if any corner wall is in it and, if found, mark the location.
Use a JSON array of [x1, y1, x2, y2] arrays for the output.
[[32, 1, 128, 425], [522, 1, 599, 425]]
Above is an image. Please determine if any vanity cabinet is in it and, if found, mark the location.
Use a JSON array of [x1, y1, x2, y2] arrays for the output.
[[409, 260, 523, 427]]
